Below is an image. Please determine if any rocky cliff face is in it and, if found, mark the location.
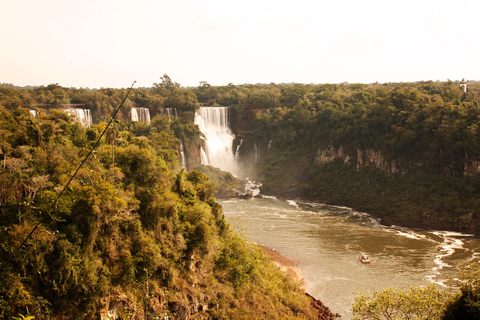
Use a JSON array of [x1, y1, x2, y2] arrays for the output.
[[314, 146, 402, 175], [315, 146, 480, 177], [183, 141, 202, 171]]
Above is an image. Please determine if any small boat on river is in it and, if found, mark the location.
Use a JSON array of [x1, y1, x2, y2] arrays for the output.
[[360, 254, 371, 264]]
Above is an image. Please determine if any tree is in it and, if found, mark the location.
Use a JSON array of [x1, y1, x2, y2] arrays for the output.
[[352, 284, 451, 319], [153, 74, 180, 91], [105, 119, 120, 166], [165, 88, 198, 111], [198, 81, 210, 89], [0, 132, 12, 169], [442, 262, 480, 319], [280, 84, 308, 105]]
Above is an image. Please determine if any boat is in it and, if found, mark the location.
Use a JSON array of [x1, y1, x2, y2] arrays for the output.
[[360, 255, 371, 264]]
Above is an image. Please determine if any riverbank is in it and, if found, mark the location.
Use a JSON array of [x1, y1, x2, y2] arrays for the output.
[[259, 169, 480, 236], [259, 245, 304, 284], [259, 245, 340, 319]]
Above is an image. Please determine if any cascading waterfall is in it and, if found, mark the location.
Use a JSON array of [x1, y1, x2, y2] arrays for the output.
[[131, 107, 151, 125], [29, 110, 38, 118], [200, 147, 209, 164], [268, 139, 273, 150], [179, 142, 186, 168], [254, 143, 259, 162], [65, 108, 92, 127], [194, 107, 240, 175], [235, 139, 243, 158], [161, 108, 178, 121]]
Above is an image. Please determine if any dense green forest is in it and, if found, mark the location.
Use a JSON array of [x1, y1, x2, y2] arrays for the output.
[[2, 77, 480, 318], [174, 78, 480, 234], [2, 78, 480, 232], [242, 81, 480, 234], [0, 86, 331, 319], [194, 80, 480, 234]]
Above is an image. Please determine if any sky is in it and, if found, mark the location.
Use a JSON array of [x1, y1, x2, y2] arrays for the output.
[[1, 0, 479, 89]]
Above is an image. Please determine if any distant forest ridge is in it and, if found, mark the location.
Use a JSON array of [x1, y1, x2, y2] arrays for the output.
[[2, 78, 479, 90]]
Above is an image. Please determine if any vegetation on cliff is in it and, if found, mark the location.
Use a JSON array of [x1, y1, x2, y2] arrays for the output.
[[352, 262, 480, 319], [0, 103, 329, 319], [192, 164, 244, 199], [218, 81, 480, 234]]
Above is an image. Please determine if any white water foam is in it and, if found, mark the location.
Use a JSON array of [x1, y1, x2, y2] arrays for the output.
[[243, 180, 262, 196], [287, 200, 300, 208], [425, 231, 468, 286], [386, 225, 431, 241], [395, 231, 427, 241], [262, 195, 278, 200]]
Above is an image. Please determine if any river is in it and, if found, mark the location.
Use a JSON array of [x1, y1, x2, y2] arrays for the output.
[[193, 106, 480, 318], [219, 196, 480, 319]]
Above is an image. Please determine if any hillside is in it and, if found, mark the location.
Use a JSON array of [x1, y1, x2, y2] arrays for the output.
[[0, 105, 334, 319]]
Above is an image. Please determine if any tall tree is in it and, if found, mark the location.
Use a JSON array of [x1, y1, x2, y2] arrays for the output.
[[153, 74, 180, 91]]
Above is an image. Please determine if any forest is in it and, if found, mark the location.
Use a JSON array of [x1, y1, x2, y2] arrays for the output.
[[0, 82, 331, 319], [196, 80, 480, 234], [244, 81, 480, 234], [2, 77, 480, 318]]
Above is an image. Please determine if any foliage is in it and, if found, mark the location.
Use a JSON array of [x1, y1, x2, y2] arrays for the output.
[[192, 164, 244, 199], [0, 75, 199, 122], [4, 78, 480, 317], [0, 103, 317, 319], [352, 262, 480, 319], [240, 81, 480, 233], [352, 284, 451, 319], [442, 261, 480, 319], [12, 314, 36, 320]]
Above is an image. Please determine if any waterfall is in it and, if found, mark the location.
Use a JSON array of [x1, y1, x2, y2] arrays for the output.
[[235, 139, 243, 158], [161, 108, 178, 121], [268, 139, 273, 150], [131, 107, 151, 125], [179, 142, 186, 168], [200, 145, 209, 164], [65, 108, 92, 127], [254, 143, 259, 162], [194, 107, 240, 175], [30, 110, 38, 118]]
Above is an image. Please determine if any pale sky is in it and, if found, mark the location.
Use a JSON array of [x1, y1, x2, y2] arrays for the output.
[[1, 0, 479, 89]]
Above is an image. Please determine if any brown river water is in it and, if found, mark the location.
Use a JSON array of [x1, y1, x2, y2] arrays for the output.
[[194, 107, 480, 318], [220, 196, 480, 319]]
